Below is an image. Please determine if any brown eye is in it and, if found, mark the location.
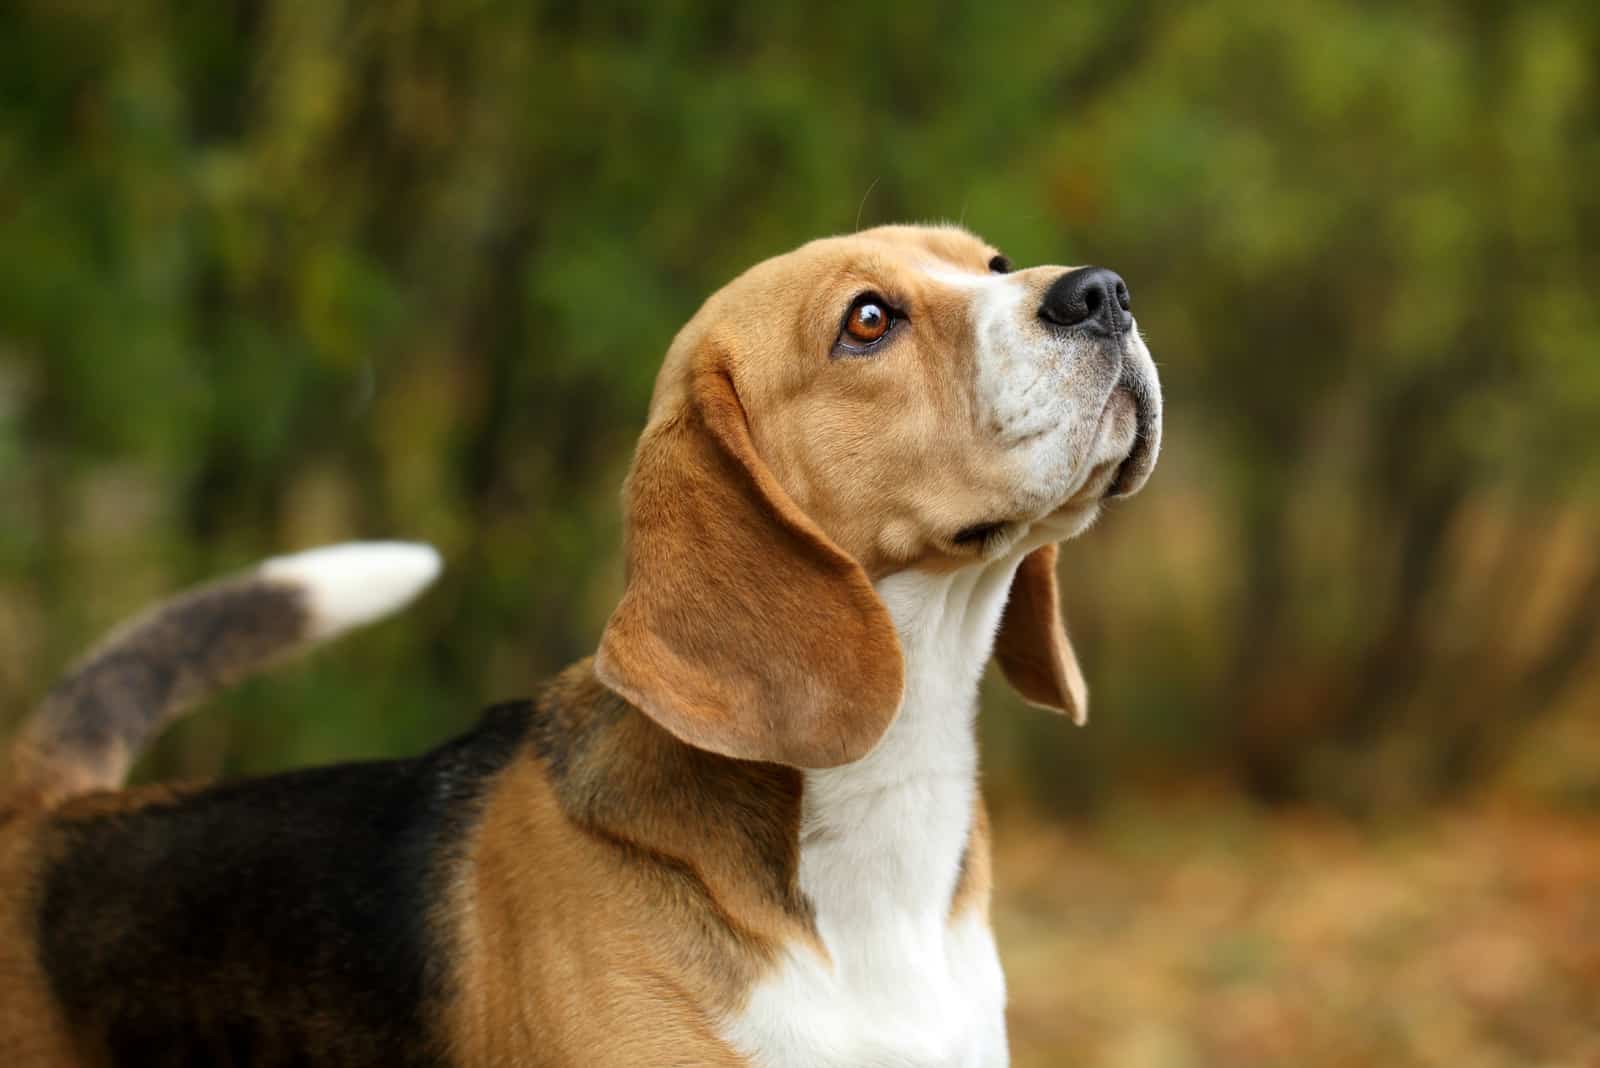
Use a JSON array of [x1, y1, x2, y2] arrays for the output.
[[844, 299, 891, 344], [988, 254, 1012, 274]]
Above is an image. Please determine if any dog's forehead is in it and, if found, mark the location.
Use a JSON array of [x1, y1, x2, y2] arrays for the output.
[[650, 226, 999, 416], [791, 225, 995, 283], [713, 225, 996, 302]]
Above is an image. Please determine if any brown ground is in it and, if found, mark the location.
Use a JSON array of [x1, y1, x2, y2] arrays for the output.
[[993, 799, 1600, 1068]]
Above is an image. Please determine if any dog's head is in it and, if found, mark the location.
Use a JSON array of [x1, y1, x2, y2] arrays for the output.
[[596, 225, 1161, 767]]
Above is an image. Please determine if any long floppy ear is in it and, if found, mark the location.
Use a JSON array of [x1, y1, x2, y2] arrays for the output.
[[595, 358, 904, 768], [993, 543, 1089, 725]]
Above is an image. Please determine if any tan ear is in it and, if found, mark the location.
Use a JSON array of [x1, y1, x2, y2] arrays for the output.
[[595, 356, 904, 769], [993, 543, 1089, 724]]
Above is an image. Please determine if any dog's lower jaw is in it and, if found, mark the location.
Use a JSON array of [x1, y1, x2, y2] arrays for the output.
[[720, 556, 1020, 1068]]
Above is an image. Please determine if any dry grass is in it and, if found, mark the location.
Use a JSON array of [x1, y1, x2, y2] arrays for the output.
[[994, 798, 1600, 1067]]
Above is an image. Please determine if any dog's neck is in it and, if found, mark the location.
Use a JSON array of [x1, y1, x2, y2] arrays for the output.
[[716, 557, 1023, 1068], [797, 553, 1025, 941]]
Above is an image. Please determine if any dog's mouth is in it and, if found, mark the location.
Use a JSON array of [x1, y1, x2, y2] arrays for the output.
[[1105, 396, 1157, 498], [1103, 355, 1161, 499], [1057, 376, 1159, 512]]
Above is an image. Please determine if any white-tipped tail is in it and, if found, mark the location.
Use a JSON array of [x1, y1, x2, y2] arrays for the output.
[[260, 541, 443, 640], [5, 540, 442, 806]]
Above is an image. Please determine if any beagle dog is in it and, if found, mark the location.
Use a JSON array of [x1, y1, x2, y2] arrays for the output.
[[0, 224, 1160, 1067]]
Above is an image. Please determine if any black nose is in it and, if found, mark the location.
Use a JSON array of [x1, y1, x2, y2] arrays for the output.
[[1038, 266, 1132, 336]]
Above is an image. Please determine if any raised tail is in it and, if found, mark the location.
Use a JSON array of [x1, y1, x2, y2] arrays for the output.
[[4, 542, 441, 808]]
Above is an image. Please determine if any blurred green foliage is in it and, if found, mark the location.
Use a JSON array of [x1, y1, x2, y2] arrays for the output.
[[1, 0, 1597, 809]]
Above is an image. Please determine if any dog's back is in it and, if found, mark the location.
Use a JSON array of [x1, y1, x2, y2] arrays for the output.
[[13, 704, 531, 1067]]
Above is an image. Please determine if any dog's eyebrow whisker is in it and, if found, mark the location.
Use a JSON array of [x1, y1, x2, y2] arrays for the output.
[[855, 175, 881, 233]]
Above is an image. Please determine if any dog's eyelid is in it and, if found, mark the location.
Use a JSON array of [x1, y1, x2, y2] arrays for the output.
[[846, 289, 908, 318]]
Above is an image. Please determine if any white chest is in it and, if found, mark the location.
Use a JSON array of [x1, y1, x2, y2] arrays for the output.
[[719, 564, 1022, 1068], [723, 907, 1007, 1068]]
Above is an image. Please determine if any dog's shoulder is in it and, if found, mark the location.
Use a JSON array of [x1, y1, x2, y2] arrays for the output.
[[30, 699, 536, 1068]]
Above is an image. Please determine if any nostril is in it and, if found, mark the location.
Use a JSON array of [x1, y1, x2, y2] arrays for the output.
[[1115, 280, 1130, 312], [1083, 286, 1103, 319]]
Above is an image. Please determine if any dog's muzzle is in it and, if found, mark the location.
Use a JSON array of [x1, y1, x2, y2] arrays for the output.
[[1025, 263, 1163, 504]]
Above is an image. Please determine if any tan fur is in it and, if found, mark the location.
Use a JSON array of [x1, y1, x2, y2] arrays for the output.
[[595, 357, 904, 769], [0, 813, 78, 1066], [443, 664, 804, 1065], [658, 227, 1034, 576], [948, 800, 994, 922]]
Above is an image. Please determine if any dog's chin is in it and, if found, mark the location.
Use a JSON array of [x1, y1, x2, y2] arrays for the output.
[[1030, 463, 1116, 540], [1030, 500, 1103, 544]]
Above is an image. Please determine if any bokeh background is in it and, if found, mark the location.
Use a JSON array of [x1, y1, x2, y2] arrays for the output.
[[3, 2, 1599, 1064]]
